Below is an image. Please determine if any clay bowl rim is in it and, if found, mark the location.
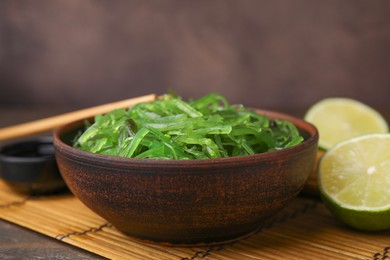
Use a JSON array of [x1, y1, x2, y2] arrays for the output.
[[53, 109, 319, 170]]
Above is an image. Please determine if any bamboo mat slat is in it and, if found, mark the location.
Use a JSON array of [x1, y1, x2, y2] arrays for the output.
[[0, 180, 389, 260]]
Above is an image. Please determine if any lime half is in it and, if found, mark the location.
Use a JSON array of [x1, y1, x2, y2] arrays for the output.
[[304, 98, 388, 150], [319, 134, 390, 231]]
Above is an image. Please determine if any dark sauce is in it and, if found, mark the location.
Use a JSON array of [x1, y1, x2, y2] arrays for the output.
[[0, 138, 55, 158]]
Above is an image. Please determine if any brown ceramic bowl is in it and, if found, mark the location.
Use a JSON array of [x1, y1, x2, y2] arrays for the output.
[[53, 109, 318, 246]]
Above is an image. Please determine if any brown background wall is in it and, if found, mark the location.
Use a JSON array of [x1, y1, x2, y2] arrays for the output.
[[1, 0, 390, 111]]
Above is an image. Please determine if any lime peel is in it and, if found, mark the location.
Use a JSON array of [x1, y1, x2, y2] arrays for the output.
[[321, 192, 390, 231]]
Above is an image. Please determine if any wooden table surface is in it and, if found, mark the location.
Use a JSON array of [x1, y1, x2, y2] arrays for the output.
[[1, 105, 389, 259]]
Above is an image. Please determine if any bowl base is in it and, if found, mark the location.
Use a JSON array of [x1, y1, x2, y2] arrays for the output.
[[120, 224, 263, 247]]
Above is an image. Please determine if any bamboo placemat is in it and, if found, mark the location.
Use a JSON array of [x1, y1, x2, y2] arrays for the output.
[[0, 180, 389, 260]]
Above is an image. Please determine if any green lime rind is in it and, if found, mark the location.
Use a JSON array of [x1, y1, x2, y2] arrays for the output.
[[320, 190, 390, 231]]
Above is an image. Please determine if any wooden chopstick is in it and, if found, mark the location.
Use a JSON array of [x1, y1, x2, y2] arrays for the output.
[[0, 94, 157, 142]]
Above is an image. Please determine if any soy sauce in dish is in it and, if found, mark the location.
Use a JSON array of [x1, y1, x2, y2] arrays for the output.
[[0, 137, 67, 195]]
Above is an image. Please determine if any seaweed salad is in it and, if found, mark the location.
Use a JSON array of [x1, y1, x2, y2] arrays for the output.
[[73, 93, 304, 159]]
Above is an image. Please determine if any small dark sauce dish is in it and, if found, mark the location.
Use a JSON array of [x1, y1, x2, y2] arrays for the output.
[[0, 137, 67, 195]]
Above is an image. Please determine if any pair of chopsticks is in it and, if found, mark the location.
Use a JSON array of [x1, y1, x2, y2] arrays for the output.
[[0, 94, 157, 142]]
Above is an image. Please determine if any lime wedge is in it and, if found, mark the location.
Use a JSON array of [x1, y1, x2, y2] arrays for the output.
[[319, 134, 390, 231], [304, 98, 388, 150]]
